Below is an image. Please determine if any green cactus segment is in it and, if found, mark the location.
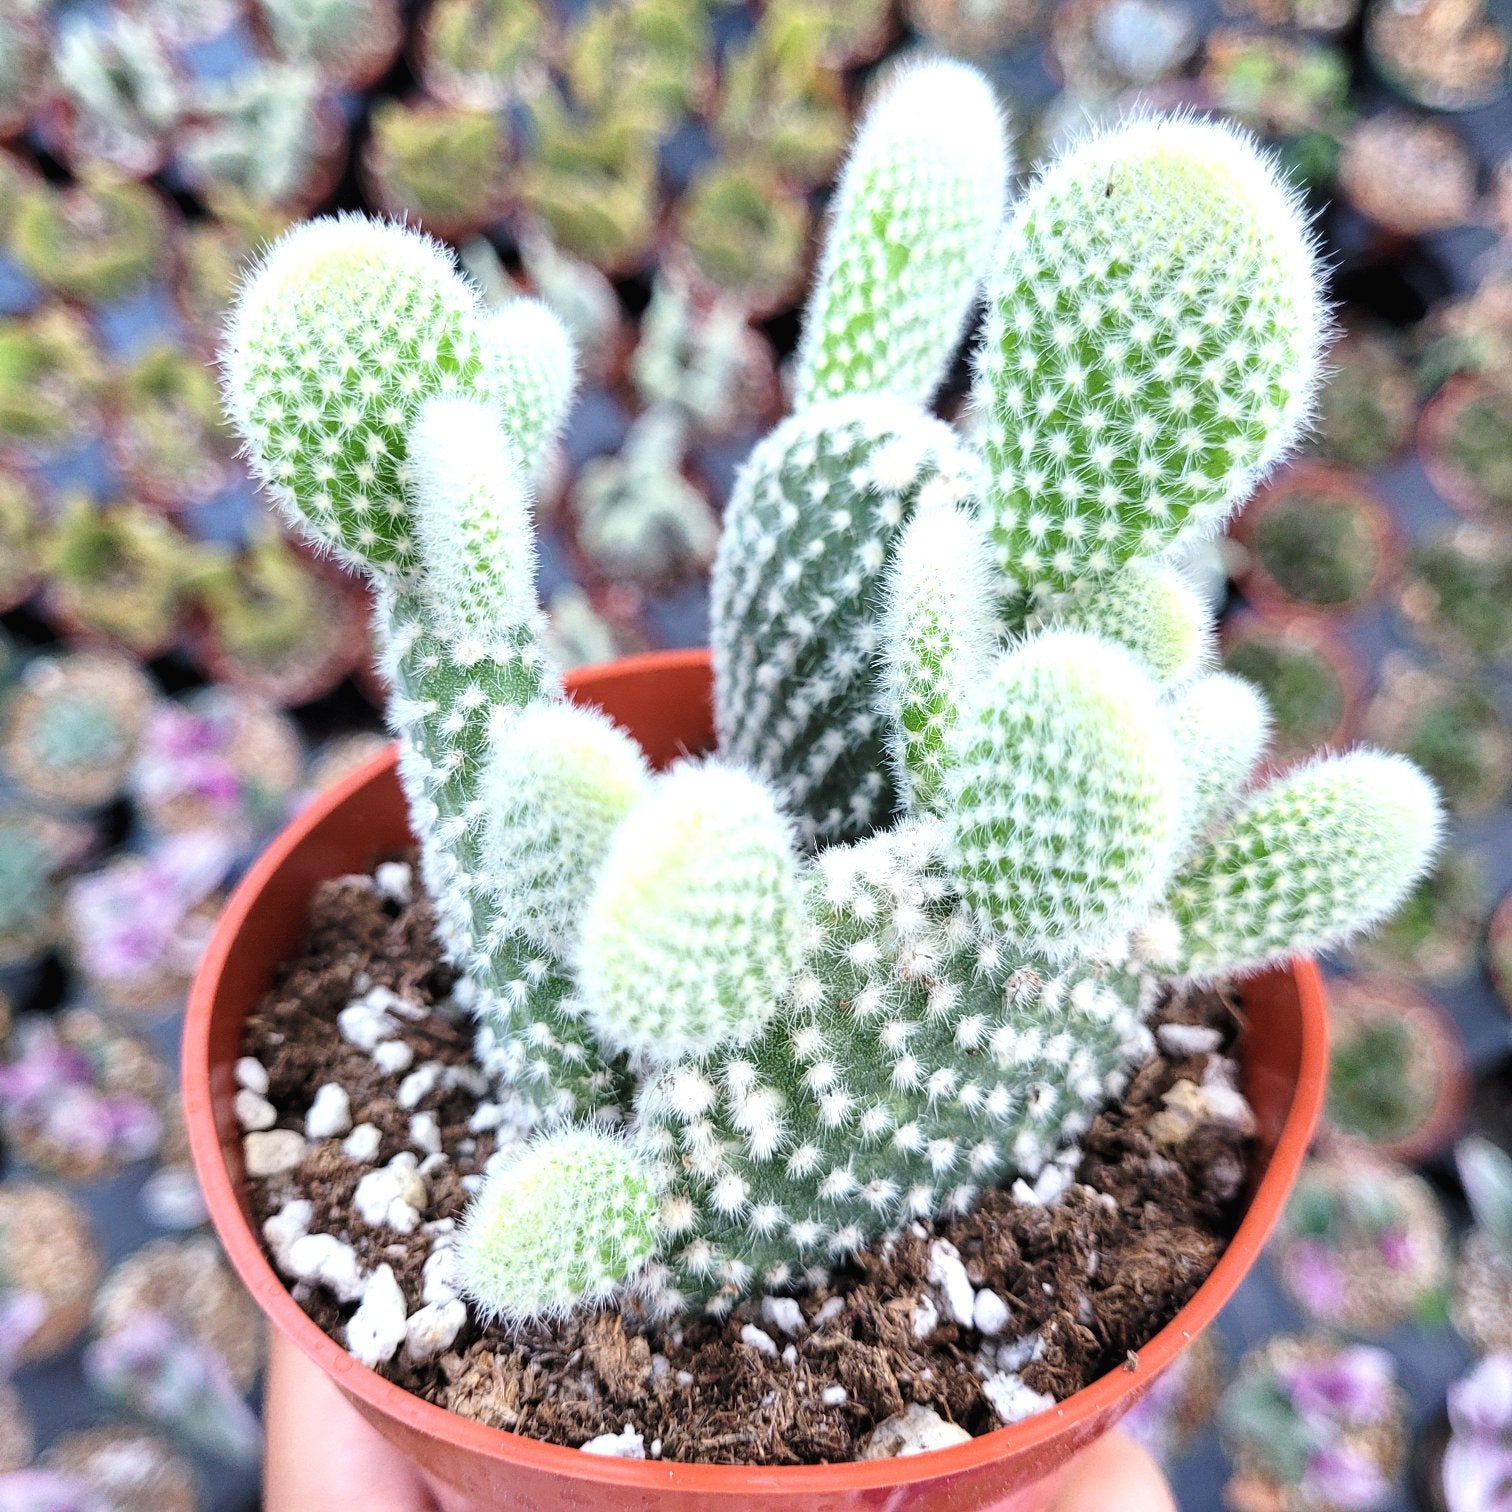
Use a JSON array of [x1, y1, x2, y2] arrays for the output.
[[380, 594, 618, 1119], [579, 763, 805, 1062], [408, 396, 537, 641], [976, 117, 1324, 605], [793, 60, 1009, 412], [1043, 560, 1212, 687], [457, 1128, 662, 1322], [479, 297, 577, 477], [711, 395, 983, 845], [635, 824, 1150, 1310], [945, 632, 1182, 955], [223, 216, 489, 579], [1166, 672, 1270, 844], [880, 503, 996, 816], [1168, 750, 1443, 980], [484, 701, 650, 955]]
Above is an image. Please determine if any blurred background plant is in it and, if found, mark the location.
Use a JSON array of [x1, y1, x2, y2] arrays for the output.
[[0, 0, 1509, 1506]]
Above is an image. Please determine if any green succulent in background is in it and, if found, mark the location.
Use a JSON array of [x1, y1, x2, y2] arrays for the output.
[[178, 63, 332, 213], [1440, 383, 1512, 517], [109, 344, 231, 508], [8, 176, 168, 307], [1399, 524, 1512, 667], [715, 9, 849, 188], [42, 497, 202, 657], [1224, 622, 1352, 765], [1367, 664, 1512, 819], [0, 471, 40, 613], [675, 162, 809, 314], [51, 10, 181, 175], [521, 101, 660, 273], [571, 408, 719, 583], [364, 99, 512, 241], [1246, 482, 1385, 608], [1311, 327, 1415, 469], [421, 0, 552, 110], [564, 0, 712, 134], [0, 306, 103, 460], [177, 196, 293, 349], [0, 7, 45, 139], [771, 0, 894, 67], [0, 810, 90, 968], [1324, 980, 1448, 1149], [1350, 849, 1486, 986], [253, 0, 403, 88], [904, 0, 1043, 54]]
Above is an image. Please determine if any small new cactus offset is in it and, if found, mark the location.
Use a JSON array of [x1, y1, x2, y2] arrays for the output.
[[224, 68, 1442, 1324]]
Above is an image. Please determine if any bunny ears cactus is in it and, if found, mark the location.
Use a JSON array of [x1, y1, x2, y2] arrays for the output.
[[223, 64, 1437, 1326]]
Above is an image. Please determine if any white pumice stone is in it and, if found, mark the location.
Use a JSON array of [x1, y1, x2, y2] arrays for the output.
[[1156, 1023, 1223, 1057], [354, 1153, 428, 1232], [418, 1152, 449, 1180], [861, 1404, 972, 1459], [343, 1123, 382, 1162], [339, 1000, 396, 1052], [402, 1299, 466, 1365], [812, 1297, 845, 1328], [234, 1057, 269, 1095], [739, 1325, 778, 1358], [305, 1083, 352, 1140], [822, 1385, 848, 1406], [781, 1344, 798, 1366], [981, 1373, 1056, 1426], [288, 1233, 366, 1303], [244, 1129, 307, 1178], [410, 1112, 442, 1155], [140, 1167, 209, 1231], [373, 1040, 414, 1075], [995, 1333, 1044, 1374], [760, 1297, 806, 1337], [580, 1426, 645, 1458], [374, 861, 413, 904], [399, 1064, 441, 1110], [346, 1265, 407, 1367], [235, 1090, 277, 1132], [973, 1289, 1010, 1337], [927, 1239, 975, 1327], [422, 1247, 459, 1306], [367, 986, 425, 1021], [912, 1293, 940, 1340], [263, 1199, 313, 1271]]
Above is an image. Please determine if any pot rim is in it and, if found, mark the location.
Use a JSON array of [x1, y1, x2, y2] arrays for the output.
[[184, 647, 1328, 1494]]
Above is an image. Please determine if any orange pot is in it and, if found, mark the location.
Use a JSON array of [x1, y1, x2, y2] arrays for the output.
[[184, 648, 1327, 1511]]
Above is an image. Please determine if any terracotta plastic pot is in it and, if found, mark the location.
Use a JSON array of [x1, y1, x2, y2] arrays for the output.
[[184, 648, 1328, 1512]]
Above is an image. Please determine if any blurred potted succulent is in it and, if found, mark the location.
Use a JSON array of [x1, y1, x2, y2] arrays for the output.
[[175, 195, 294, 355], [1490, 888, 1512, 1017], [1336, 113, 1477, 236], [0, 809, 93, 971], [1419, 376, 1512, 523], [361, 98, 513, 244], [1231, 463, 1395, 615], [1365, 660, 1512, 820], [1322, 976, 1468, 1163], [562, 0, 714, 132], [0, 1183, 102, 1369], [1220, 1336, 1406, 1512], [42, 497, 203, 660], [903, 0, 1045, 54], [416, 0, 555, 111], [1365, 0, 1507, 111], [0, 3, 46, 142], [1453, 1137, 1512, 1356], [251, 0, 405, 92], [184, 63, 1449, 1505], [1438, 1353, 1512, 1512], [0, 472, 40, 615], [106, 342, 234, 509], [1311, 325, 1415, 469], [1348, 850, 1486, 987], [0, 305, 104, 463], [1048, 0, 1200, 98], [1222, 614, 1361, 768], [1398, 523, 1512, 669], [7, 174, 170, 309]]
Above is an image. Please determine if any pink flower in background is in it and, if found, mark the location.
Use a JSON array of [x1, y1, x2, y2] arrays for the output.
[[1302, 1442, 1392, 1509], [1284, 1240, 1349, 1318], [1445, 1356, 1512, 1512], [1280, 1345, 1396, 1423], [0, 1470, 107, 1512]]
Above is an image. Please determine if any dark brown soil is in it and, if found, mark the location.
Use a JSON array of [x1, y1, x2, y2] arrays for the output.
[[242, 861, 1254, 1466]]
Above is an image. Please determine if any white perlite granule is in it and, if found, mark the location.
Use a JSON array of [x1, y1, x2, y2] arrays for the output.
[[579, 1426, 645, 1459], [346, 1266, 407, 1367]]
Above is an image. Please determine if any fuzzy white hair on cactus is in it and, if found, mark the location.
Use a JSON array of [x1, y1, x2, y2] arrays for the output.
[[879, 499, 996, 815], [457, 1127, 662, 1322], [975, 114, 1327, 605], [794, 57, 1011, 410], [945, 630, 1183, 955], [1166, 672, 1271, 844], [407, 396, 538, 642], [578, 762, 805, 1061], [1167, 748, 1443, 980], [480, 296, 578, 478], [482, 701, 651, 955]]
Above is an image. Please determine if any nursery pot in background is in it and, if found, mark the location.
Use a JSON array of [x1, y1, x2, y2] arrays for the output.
[[184, 649, 1328, 1512]]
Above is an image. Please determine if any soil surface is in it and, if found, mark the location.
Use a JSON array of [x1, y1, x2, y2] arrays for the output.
[[242, 860, 1255, 1465]]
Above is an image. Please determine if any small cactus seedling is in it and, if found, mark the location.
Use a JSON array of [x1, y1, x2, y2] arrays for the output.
[[563, 0, 712, 134], [0, 306, 104, 461], [224, 64, 1440, 1325], [8, 176, 169, 307], [419, 0, 553, 112], [108, 344, 232, 509], [254, 0, 404, 91], [1399, 524, 1512, 668]]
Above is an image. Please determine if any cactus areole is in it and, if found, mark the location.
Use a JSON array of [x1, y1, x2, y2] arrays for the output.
[[214, 56, 1437, 1426]]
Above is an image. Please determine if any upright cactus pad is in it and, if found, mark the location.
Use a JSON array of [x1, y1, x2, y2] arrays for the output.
[[479, 298, 577, 478], [457, 1128, 662, 1322], [712, 395, 982, 843], [793, 59, 1009, 411], [224, 216, 488, 578], [1168, 750, 1443, 979], [945, 632, 1182, 954], [1167, 672, 1270, 843], [975, 117, 1324, 607], [579, 763, 804, 1061]]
